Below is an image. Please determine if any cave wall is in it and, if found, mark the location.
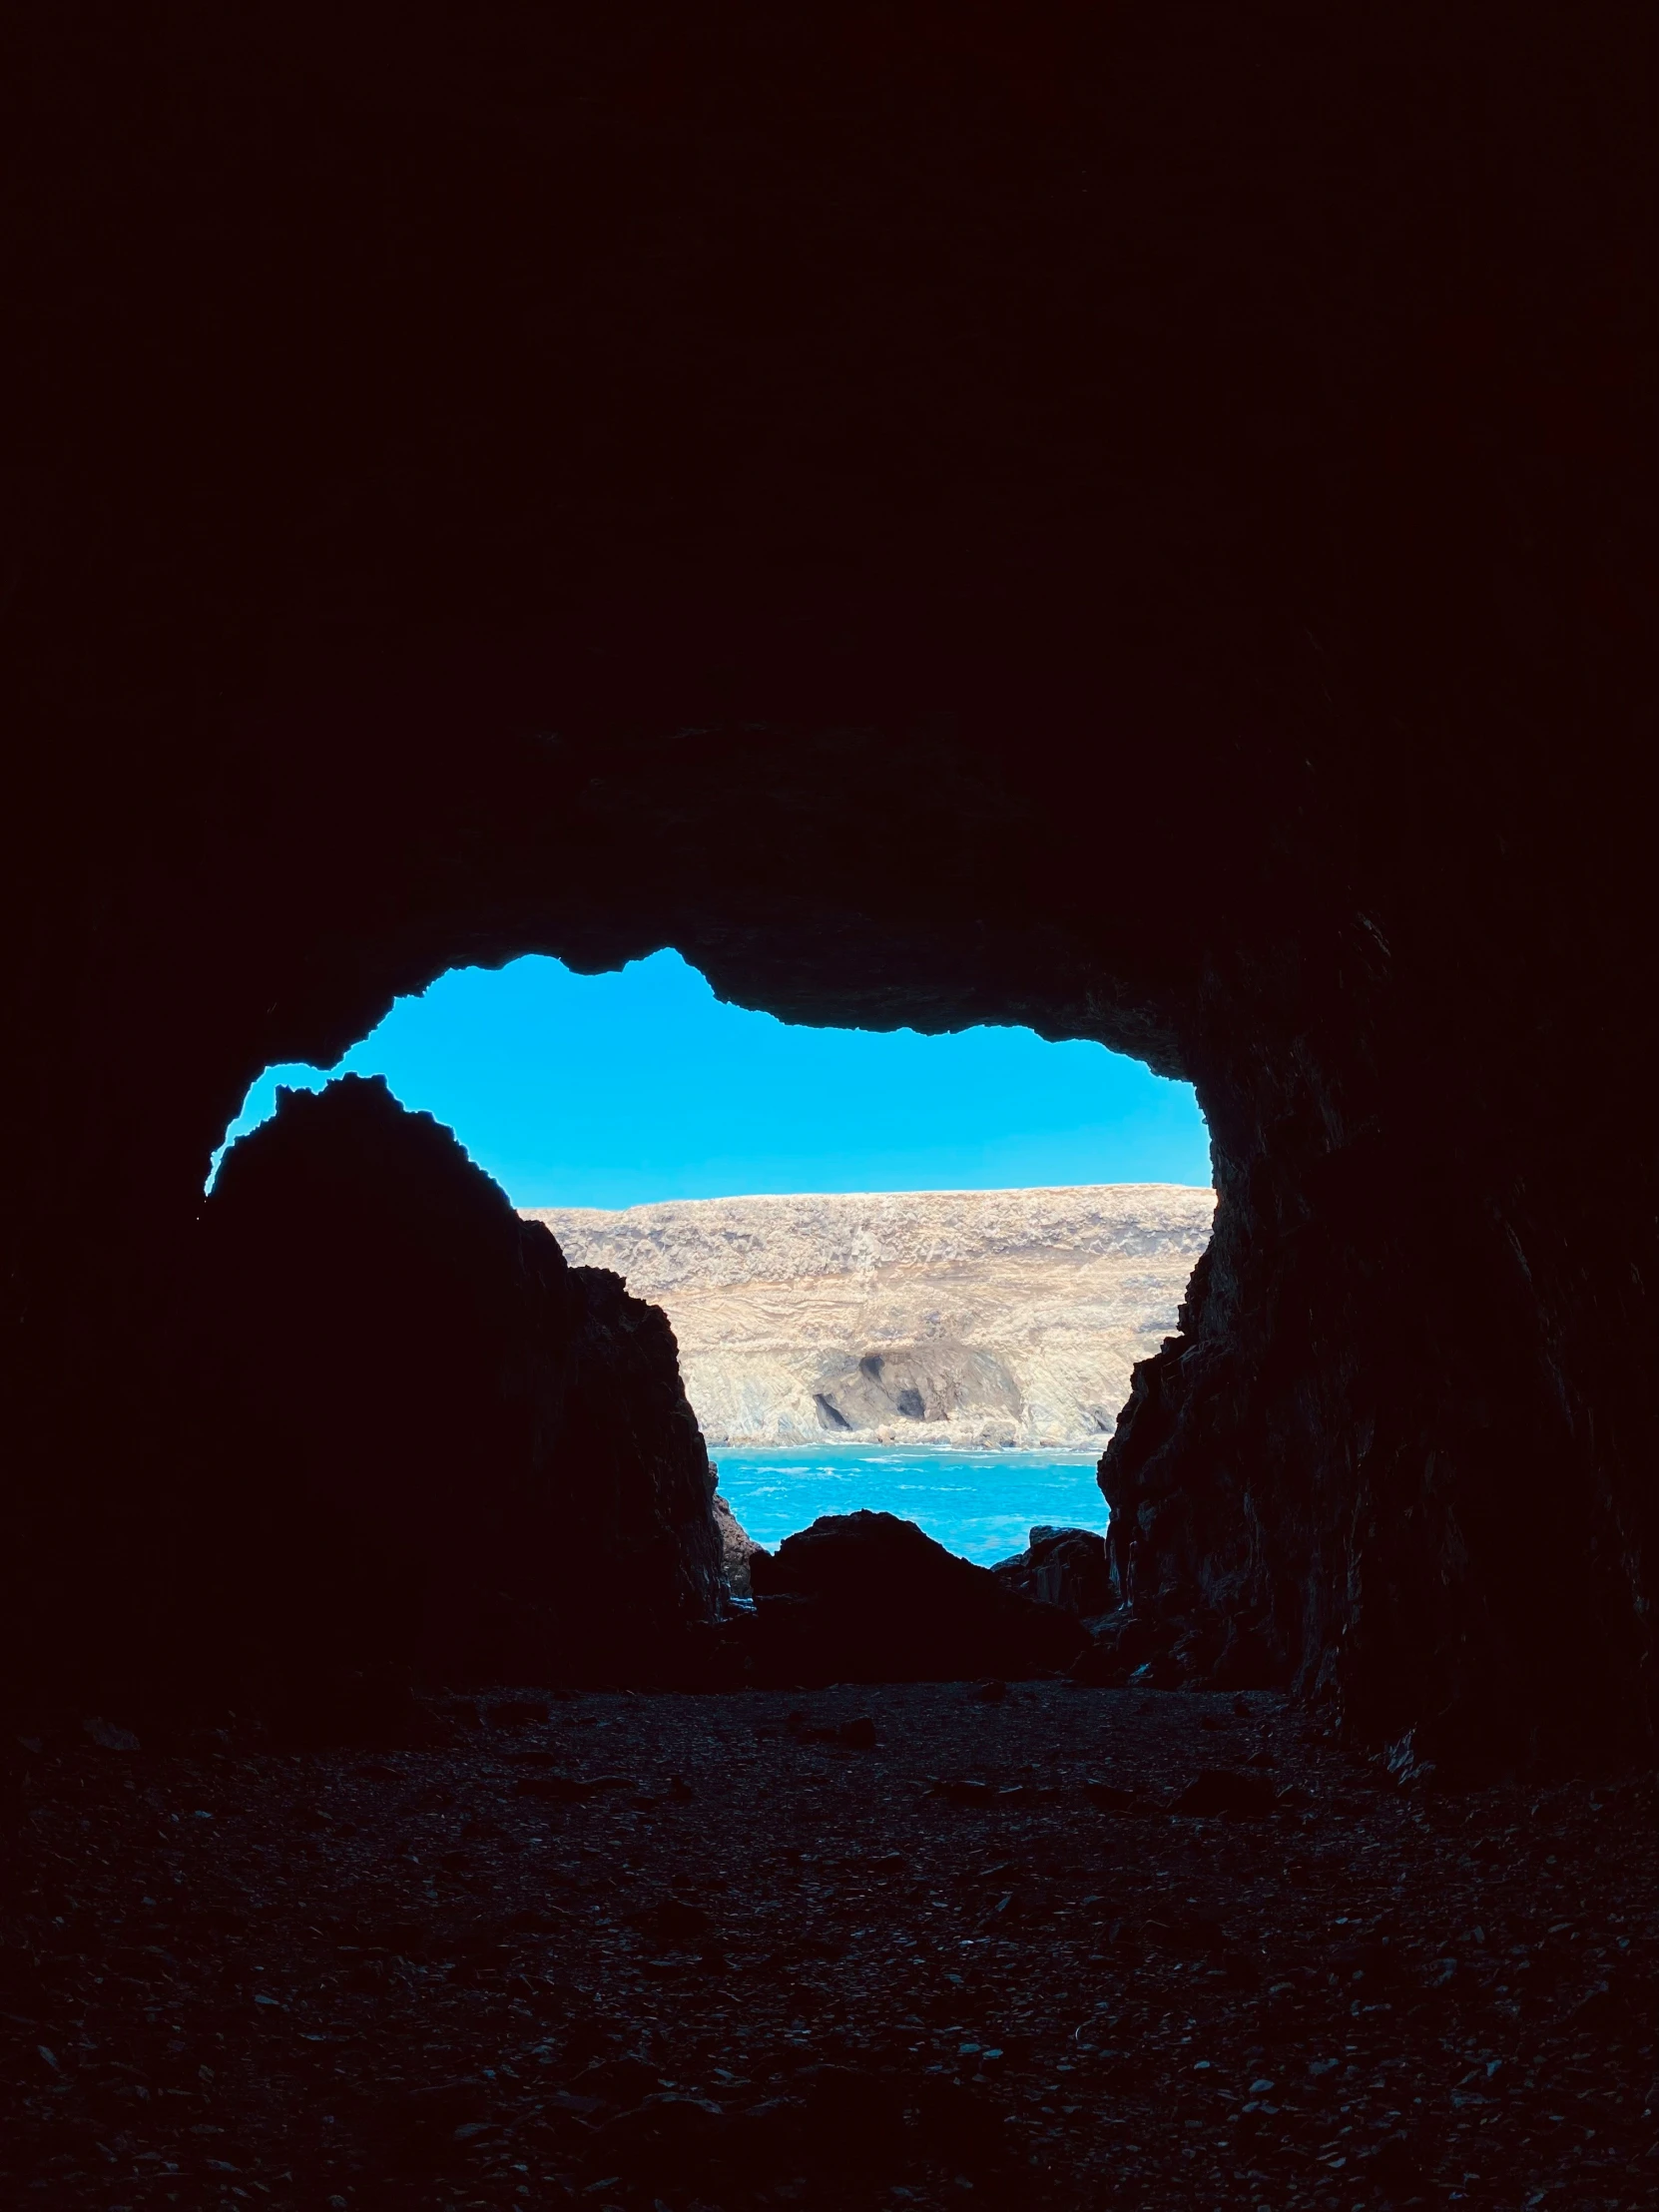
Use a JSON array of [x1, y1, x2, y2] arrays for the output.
[[2, 7, 1652, 1758]]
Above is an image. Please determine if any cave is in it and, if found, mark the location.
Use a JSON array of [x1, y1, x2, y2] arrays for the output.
[[4, 10, 1653, 2203], [4, 1, 1652, 1767]]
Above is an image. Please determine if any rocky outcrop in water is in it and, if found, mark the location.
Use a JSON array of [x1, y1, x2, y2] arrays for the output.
[[527, 1187, 1213, 1448], [189, 1076, 725, 1683], [749, 1510, 1088, 1684]]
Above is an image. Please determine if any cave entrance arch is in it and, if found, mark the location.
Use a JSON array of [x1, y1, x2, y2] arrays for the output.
[[2, 0, 1649, 1798], [8, 645, 1652, 1771], [208, 946, 1215, 1575]]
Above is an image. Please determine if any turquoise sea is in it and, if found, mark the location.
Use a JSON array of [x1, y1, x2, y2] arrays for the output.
[[711, 1444, 1109, 1568]]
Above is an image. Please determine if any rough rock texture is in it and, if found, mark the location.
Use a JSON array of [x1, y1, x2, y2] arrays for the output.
[[992, 1528, 1115, 1620], [712, 1488, 766, 1601], [528, 1186, 1213, 1447], [749, 1511, 1088, 1684], [3, 13, 1653, 1764], [188, 1076, 725, 1683]]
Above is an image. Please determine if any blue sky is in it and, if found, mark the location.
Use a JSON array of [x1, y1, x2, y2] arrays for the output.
[[213, 950, 1211, 1207]]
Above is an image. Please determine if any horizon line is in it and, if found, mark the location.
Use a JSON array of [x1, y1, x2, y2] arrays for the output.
[[522, 1179, 1217, 1215]]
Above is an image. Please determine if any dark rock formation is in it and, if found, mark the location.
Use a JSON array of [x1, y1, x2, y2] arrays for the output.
[[2, 12, 1652, 1762], [749, 1511, 1087, 1684], [710, 1486, 767, 1601], [992, 1526, 1114, 1618], [184, 1075, 724, 1685]]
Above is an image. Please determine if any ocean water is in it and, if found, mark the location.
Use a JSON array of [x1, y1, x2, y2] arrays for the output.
[[711, 1444, 1109, 1568]]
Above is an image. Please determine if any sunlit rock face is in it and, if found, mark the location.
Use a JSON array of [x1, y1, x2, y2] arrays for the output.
[[3, 13, 1652, 1762], [527, 1187, 1214, 1449]]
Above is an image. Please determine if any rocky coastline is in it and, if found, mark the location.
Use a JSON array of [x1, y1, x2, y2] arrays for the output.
[[527, 1186, 1214, 1449]]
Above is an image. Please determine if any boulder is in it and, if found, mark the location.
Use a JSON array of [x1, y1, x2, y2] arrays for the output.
[[991, 1524, 1114, 1615], [748, 1509, 1088, 1684], [1067, 1605, 1172, 1687], [187, 1075, 725, 1689]]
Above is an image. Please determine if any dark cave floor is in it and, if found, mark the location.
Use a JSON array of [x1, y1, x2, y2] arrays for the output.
[[3, 1684, 1653, 2210]]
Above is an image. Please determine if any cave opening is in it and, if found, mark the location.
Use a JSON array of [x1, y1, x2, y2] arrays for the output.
[[206, 945, 1213, 1574], [6, 14, 1652, 2200]]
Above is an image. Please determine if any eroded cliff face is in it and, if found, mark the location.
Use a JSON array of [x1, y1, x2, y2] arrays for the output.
[[527, 1187, 1214, 1448], [2, 12, 1652, 1761]]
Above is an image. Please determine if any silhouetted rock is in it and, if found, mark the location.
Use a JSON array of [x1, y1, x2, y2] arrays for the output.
[[711, 1486, 766, 1599], [1067, 1605, 1170, 1687], [992, 1524, 1113, 1615], [187, 1076, 724, 1689], [749, 1510, 1088, 1684]]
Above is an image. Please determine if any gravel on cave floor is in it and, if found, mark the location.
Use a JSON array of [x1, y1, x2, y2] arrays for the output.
[[2, 1683, 1653, 2210]]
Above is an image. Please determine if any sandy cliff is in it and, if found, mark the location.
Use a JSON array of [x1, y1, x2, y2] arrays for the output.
[[523, 1186, 1214, 1448]]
